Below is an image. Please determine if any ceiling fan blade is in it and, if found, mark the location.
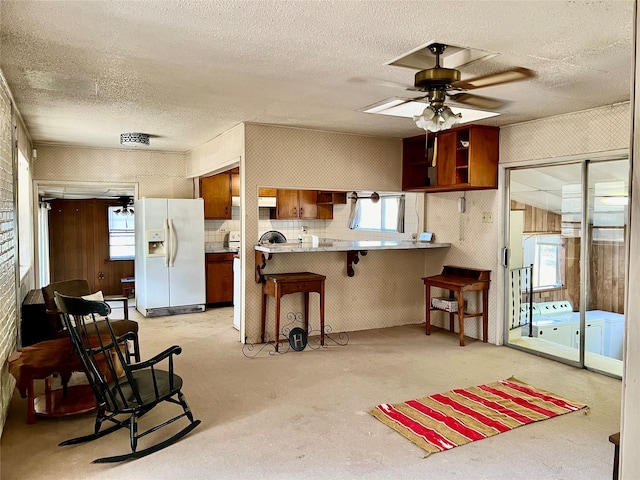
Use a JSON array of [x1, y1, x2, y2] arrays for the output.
[[447, 92, 509, 110], [348, 76, 416, 90], [451, 67, 535, 90]]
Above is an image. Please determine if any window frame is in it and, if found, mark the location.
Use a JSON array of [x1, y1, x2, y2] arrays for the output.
[[350, 194, 405, 233], [107, 205, 135, 261], [523, 233, 566, 291]]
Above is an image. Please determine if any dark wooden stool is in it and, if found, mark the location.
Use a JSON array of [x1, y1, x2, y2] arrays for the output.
[[423, 266, 490, 346], [261, 272, 326, 350], [609, 432, 620, 480]]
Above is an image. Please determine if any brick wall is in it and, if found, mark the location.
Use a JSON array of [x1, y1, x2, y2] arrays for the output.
[[0, 78, 17, 436]]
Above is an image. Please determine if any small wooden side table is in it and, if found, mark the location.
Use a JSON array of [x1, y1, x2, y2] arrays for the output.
[[8, 337, 92, 424], [261, 272, 326, 350], [121, 277, 135, 298], [423, 266, 491, 346]]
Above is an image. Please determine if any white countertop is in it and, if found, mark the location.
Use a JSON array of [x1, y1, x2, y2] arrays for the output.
[[254, 240, 451, 253]]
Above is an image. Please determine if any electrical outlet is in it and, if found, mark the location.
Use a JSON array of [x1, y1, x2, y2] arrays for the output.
[[411, 232, 418, 240], [481, 212, 493, 223]]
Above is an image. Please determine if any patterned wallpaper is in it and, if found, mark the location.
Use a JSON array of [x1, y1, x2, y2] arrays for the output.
[[32, 145, 193, 199], [500, 102, 630, 164], [425, 190, 499, 341], [241, 124, 442, 344]]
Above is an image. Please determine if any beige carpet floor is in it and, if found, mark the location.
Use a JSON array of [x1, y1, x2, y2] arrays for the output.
[[0, 305, 621, 479]]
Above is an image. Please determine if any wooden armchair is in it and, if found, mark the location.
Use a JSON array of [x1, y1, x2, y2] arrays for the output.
[[42, 279, 139, 362]]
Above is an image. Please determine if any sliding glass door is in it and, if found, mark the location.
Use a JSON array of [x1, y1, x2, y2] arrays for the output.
[[505, 158, 628, 377]]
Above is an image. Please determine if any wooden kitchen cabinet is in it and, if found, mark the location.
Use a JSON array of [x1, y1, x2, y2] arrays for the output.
[[200, 172, 232, 219], [402, 125, 499, 192], [206, 253, 234, 305], [231, 167, 240, 196], [276, 189, 319, 219], [258, 187, 277, 197], [317, 191, 347, 204]]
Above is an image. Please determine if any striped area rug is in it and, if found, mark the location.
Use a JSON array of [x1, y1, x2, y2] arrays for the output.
[[370, 376, 588, 456]]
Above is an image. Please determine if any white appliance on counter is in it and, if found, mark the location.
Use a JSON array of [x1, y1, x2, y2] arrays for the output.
[[135, 198, 206, 317]]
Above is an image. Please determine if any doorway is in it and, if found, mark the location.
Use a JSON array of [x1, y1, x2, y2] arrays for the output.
[[34, 181, 137, 290], [504, 158, 628, 377]]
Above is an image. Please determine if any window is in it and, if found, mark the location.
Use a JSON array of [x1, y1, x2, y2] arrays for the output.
[[523, 234, 565, 290], [349, 194, 405, 232], [18, 151, 33, 279], [108, 206, 135, 260]]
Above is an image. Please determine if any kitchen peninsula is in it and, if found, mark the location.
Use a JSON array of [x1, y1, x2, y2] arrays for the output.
[[255, 240, 451, 282]]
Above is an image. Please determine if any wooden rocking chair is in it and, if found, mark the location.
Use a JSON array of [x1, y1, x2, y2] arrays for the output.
[[54, 293, 201, 463]]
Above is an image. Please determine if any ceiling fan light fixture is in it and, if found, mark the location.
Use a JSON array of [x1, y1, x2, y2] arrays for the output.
[[120, 132, 150, 147], [413, 105, 461, 133], [115, 196, 135, 216]]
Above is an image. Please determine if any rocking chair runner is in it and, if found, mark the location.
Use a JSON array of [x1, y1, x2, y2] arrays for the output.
[[54, 293, 201, 463]]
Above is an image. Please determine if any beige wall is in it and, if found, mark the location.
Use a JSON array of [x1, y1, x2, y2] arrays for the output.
[[32, 145, 193, 199], [185, 123, 243, 178], [240, 124, 444, 344], [500, 102, 630, 164]]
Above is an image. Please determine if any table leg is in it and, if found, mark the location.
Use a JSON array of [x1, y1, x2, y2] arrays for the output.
[[261, 291, 267, 343], [123, 297, 129, 320], [27, 380, 36, 424], [304, 292, 310, 334], [274, 284, 281, 352], [482, 288, 489, 343], [425, 285, 431, 335], [449, 290, 455, 332], [319, 282, 325, 346], [458, 291, 465, 346]]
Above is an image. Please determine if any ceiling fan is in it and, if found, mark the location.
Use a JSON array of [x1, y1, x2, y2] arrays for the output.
[[114, 196, 134, 216], [390, 43, 535, 132]]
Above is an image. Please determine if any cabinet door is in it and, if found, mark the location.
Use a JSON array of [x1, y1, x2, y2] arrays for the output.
[[201, 173, 232, 219], [206, 254, 234, 304], [298, 190, 318, 219], [276, 189, 300, 219], [231, 172, 240, 197], [468, 127, 499, 187], [435, 131, 457, 187]]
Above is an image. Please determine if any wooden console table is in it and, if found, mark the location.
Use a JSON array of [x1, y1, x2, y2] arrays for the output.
[[423, 266, 491, 346], [261, 272, 326, 351]]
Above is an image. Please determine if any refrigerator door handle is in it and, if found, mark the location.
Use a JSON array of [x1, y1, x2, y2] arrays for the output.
[[164, 219, 170, 267], [169, 219, 177, 267]]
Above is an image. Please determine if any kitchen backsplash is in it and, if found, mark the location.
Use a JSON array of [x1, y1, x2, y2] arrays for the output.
[[204, 205, 241, 242]]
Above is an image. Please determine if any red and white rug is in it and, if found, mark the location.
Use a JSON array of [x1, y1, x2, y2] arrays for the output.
[[370, 376, 588, 456]]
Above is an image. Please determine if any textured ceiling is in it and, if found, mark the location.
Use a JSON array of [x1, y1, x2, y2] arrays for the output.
[[0, 0, 634, 152]]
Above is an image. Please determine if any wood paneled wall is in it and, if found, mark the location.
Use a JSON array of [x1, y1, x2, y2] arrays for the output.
[[49, 199, 134, 295], [590, 236, 626, 313], [511, 201, 625, 313]]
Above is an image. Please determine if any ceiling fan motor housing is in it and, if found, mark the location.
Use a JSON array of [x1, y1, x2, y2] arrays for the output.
[[414, 67, 461, 91]]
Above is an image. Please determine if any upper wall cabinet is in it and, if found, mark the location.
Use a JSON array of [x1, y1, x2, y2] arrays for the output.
[[276, 189, 319, 219], [200, 172, 232, 219], [402, 125, 499, 193]]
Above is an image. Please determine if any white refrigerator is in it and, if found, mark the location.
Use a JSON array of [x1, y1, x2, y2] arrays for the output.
[[135, 198, 206, 317]]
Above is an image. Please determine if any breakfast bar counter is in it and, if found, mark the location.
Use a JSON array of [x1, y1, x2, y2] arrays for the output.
[[255, 240, 450, 282]]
